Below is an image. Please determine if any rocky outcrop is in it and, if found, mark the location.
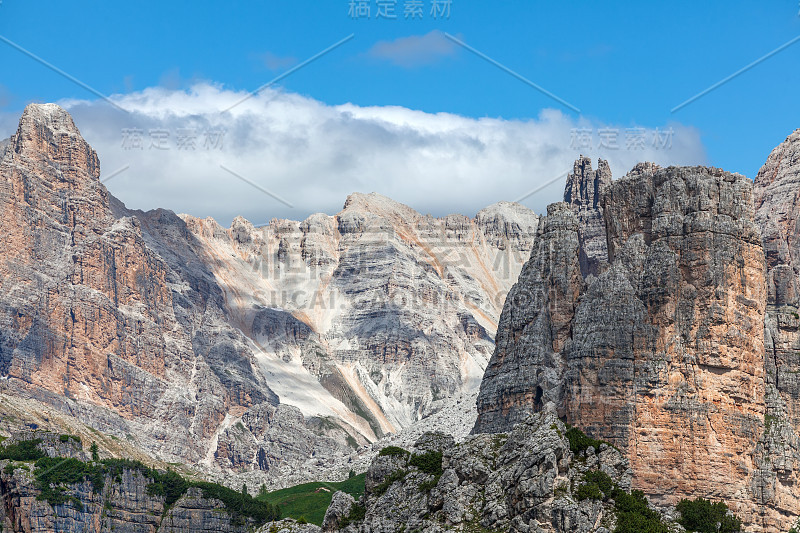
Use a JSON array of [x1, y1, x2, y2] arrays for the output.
[[257, 519, 322, 533], [328, 412, 641, 532], [475, 161, 783, 529], [0, 471, 256, 533], [563, 156, 612, 277], [474, 203, 583, 433], [322, 491, 355, 531], [0, 431, 282, 532]]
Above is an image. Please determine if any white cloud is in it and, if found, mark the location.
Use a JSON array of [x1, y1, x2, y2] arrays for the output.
[[4, 83, 707, 226], [367, 31, 459, 68]]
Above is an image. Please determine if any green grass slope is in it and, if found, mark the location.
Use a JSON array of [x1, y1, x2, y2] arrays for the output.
[[257, 473, 366, 525]]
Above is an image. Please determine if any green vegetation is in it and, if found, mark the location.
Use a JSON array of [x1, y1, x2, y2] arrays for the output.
[[145, 469, 190, 507], [565, 425, 608, 454], [764, 414, 778, 433], [59, 434, 81, 444], [193, 481, 280, 525], [575, 470, 615, 502], [338, 501, 366, 528], [0, 439, 46, 461], [21, 448, 279, 526], [614, 490, 668, 533], [409, 450, 444, 492], [408, 450, 443, 476], [90, 442, 99, 461], [378, 446, 409, 458], [569, 468, 667, 533], [676, 498, 742, 533], [256, 472, 366, 526], [372, 469, 407, 496], [575, 482, 604, 501], [34, 457, 106, 511]]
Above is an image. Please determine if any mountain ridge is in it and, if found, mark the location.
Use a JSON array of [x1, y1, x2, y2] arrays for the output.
[[0, 103, 538, 490]]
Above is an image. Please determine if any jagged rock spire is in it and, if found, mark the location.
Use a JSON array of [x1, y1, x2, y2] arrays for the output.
[[563, 155, 611, 211], [562, 156, 611, 277]]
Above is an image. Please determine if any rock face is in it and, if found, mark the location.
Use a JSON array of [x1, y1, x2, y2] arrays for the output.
[[0, 104, 285, 473], [181, 190, 538, 438], [752, 129, 800, 526], [0, 465, 254, 532], [0, 431, 279, 532], [563, 157, 612, 277], [474, 160, 794, 530], [322, 491, 355, 531], [326, 412, 636, 533]]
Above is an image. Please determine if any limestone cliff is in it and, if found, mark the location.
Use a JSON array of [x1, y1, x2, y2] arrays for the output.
[[0, 104, 325, 480], [474, 158, 795, 530], [0, 432, 276, 532], [752, 129, 800, 527]]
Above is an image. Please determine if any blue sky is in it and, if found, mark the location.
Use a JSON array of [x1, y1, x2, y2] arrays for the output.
[[0, 1, 798, 223]]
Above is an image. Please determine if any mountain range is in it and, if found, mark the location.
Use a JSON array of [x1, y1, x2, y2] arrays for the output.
[[1, 103, 800, 531], [0, 103, 536, 485]]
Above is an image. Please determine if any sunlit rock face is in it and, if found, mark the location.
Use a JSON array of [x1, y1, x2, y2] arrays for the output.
[[473, 155, 800, 531], [0, 104, 276, 468], [182, 192, 539, 438]]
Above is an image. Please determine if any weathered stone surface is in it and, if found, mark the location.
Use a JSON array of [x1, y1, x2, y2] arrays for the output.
[[0, 104, 313, 483], [322, 491, 354, 531], [182, 191, 538, 440], [257, 519, 322, 533], [0, 455, 254, 532], [475, 161, 777, 529], [332, 412, 637, 533], [563, 156, 611, 277], [474, 202, 584, 432], [752, 129, 800, 527]]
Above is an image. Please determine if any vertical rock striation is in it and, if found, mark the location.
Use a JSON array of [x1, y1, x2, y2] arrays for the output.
[[752, 129, 800, 527], [0, 104, 540, 486], [563, 156, 612, 277], [181, 192, 539, 437], [0, 104, 279, 469], [475, 160, 785, 529], [474, 203, 583, 433]]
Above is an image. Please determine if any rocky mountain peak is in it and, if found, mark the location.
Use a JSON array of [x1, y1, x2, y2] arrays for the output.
[[6, 103, 101, 193], [624, 161, 661, 178], [562, 156, 611, 277], [12, 103, 97, 171], [475, 160, 780, 528], [19, 103, 80, 135], [340, 191, 421, 222], [476, 200, 536, 223], [563, 156, 611, 210], [755, 129, 800, 191]]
